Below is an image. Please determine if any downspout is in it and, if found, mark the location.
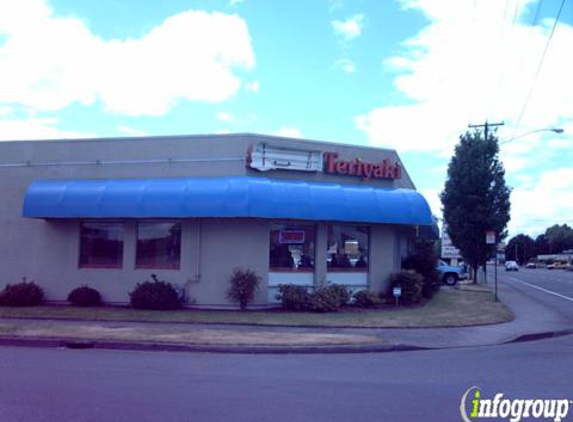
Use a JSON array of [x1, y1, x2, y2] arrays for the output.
[[184, 221, 202, 304], [196, 220, 202, 284]]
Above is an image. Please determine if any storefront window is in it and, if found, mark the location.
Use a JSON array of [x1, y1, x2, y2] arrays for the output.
[[136, 222, 182, 269], [269, 224, 315, 271], [79, 222, 124, 268], [327, 225, 369, 271]]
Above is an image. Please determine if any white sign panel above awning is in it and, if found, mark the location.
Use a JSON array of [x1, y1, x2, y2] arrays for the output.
[[247, 143, 322, 172]]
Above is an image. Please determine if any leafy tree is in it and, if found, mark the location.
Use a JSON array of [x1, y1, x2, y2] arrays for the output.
[[534, 234, 550, 255], [505, 234, 535, 264], [545, 224, 573, 254], [440, 130, 511, 282]]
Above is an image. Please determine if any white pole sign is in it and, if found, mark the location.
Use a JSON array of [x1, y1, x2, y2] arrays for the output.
[[486, 231, 496, 245]]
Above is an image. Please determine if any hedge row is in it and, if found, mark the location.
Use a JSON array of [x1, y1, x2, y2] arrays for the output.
[[0, 274, 183, 309], [0, 268, 431, 310], [276, 269, 428, 311]]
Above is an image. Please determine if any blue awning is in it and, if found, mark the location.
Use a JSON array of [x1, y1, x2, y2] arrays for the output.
[[22, 176, 434, 226]]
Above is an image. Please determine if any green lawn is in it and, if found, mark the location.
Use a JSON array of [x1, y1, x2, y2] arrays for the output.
[[0, 287, 514, 328]]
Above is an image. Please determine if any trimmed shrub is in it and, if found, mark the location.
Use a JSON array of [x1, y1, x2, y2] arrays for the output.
[[276, 284, 310, 310], [402, 239, 441, 299], [0, 278, 44, 307], [308, 283, 351, 312], [227, 268, 260, 311], [67, 286, 101, 307], [352, 289, 383, 308], [129, 274, 182, 310], [386, 270, 424, 305]]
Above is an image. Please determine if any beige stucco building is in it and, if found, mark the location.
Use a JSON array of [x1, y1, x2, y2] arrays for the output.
[[0, 133, 435, 307]]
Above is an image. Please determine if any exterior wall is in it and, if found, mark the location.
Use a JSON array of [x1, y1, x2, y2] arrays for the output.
[[0, 134, 420, 306], [368, 225, 399, 294], [0, 133, 417, 189], [193, 219, 269, 307]]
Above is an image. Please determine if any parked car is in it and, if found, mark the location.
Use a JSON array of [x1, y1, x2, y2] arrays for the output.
[[437, 260, 466, 285], [547, 262, 566, 270], [505, 261, 519, 271], [525, 262, 537, 269]]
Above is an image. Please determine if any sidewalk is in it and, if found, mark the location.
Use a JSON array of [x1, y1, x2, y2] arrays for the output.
[[0, 280, 571, 354]]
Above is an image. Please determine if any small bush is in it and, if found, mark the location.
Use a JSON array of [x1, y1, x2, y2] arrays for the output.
[[308, 283, 351, 312], [0, 278, 44, 307], [352, 289, 383, 308], [402, 239, 441, 299], [276, 284, 310, 310], [129, 274, 182, 310], [386, 270, 424, 305], [227, 268, 260, 311], [67, 286, 101, 307]]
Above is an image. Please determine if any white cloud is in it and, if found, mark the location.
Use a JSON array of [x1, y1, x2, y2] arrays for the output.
[[0, 116, 92, 141], [246, 81, 260, 93], [274, 127, 302, 138], [335, 58, 356, 73], [229, 0, 245, 6], [509, 168, 573, 236], [357, 1, 573, 239], [329, 0, 344, 12], [356, 0, 573, 156], [332, 14, 364, 42], [216, 112, 236, 123], [117, 125, 147, 137], [0, 1, 255, 116], [420, 187, 441, 216]]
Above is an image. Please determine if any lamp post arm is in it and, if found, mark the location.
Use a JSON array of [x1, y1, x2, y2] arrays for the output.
[[499, 128, 564, 145]]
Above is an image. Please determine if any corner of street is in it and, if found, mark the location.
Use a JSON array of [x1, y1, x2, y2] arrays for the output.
[[1, 265, 572, 354]]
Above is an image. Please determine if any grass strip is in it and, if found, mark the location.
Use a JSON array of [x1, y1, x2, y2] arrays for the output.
[[0, 288, 514, 328]]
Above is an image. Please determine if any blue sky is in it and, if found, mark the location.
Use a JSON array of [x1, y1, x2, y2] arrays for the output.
[[1, 0, 572, 238]]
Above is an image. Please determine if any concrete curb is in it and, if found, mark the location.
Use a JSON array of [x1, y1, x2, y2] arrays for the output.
[[0, 329, 571, 354], [504, 329, 573, 344], [0, 336, 429, 354]]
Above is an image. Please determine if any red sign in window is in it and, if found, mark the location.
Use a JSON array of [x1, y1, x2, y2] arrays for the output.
[[279, 230, 306, 244]]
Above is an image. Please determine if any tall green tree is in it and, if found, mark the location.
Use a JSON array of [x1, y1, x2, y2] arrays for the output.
[[440, 130, 511, 282], [505, 234, 535, 264], [534, 234, 550, 255], [545, 224, 573, 254]]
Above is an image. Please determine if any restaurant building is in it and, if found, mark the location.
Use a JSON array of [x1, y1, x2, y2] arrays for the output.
[[0, 134, 435, 307]]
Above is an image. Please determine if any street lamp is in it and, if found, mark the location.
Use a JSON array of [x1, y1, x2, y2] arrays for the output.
[[499, 128, 564, 145]]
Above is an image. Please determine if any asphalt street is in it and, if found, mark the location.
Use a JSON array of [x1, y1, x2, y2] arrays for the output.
[[0, 266, 571, 422], [500, 266, 573, 301], [492, 265, 573, 326], [0, 335, 572, 422]]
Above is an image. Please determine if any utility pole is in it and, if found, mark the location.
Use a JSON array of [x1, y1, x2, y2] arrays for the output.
[[468, 121, 505, 140]]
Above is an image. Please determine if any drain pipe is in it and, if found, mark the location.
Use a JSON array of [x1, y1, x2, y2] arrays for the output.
[[195, 221, 202, 284], [183, 221, 202, 304]]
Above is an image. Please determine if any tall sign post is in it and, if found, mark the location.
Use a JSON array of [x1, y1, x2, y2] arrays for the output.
[[486, 230, 497, 301]]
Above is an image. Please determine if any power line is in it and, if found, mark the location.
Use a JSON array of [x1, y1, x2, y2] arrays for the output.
[[531, 0, 544, 26], [493, 0, 544, 121], [510, 0, 567, 139], [490, 0, 512, 121], [512, 0, 522, 25]]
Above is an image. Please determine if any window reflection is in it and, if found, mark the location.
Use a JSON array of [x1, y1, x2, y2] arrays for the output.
[[269, 224, 315, 271], [79, 222, 124, 268], [136, 222, 181, 269], [327, 225, 369, 272]]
